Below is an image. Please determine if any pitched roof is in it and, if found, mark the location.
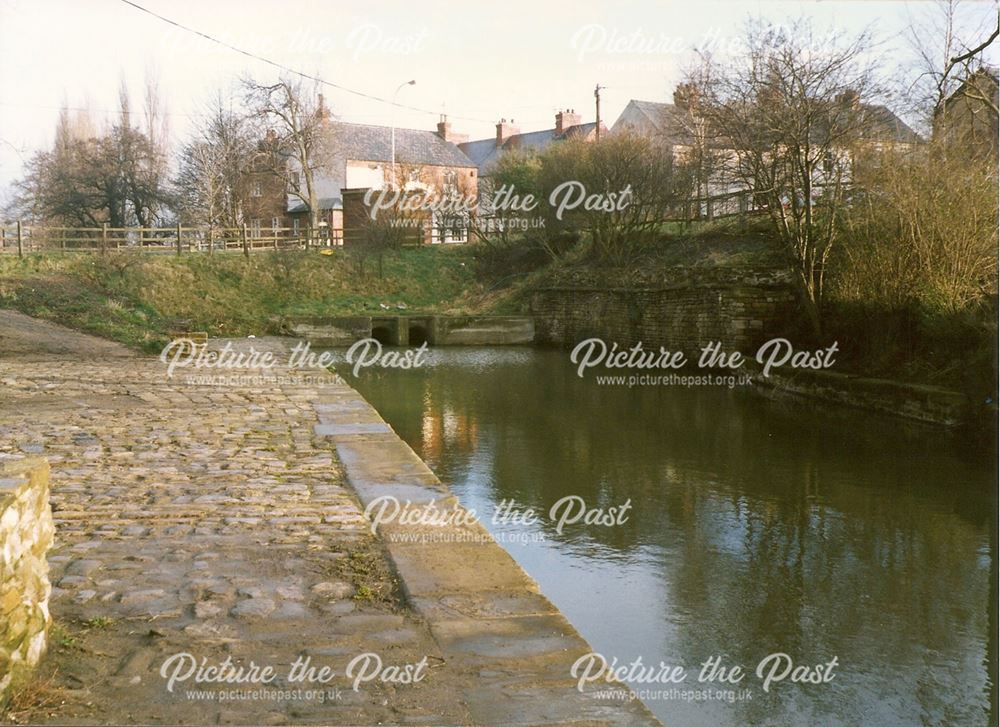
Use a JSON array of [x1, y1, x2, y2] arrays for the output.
[[854, 104, 922, 144], [615, 98, 921, 146], [329, 121, 475, 167], [459, 122, 602, 174], [612, 100, 695, 144], [288, 121, 475, 212], [942, 66, 1000, 110]]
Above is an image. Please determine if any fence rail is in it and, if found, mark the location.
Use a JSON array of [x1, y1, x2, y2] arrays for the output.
[[0, 191, 765, 256], [0, 223, 348, 256]]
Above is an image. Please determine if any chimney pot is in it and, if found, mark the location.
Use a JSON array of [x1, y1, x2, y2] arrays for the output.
[[437, 115, 468, 144], [555, 108, 582, 136], [496, 118, 519, 147]]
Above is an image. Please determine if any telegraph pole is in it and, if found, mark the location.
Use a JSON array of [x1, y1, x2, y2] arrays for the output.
[[594, 84, 605, 140], [594, 84, 607, 141]]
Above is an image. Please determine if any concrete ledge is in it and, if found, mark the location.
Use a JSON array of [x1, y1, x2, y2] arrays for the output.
[[313, 387, 661, 725], [287, 315, 535, 347], [435, 316, 535, 346], [283, 316, 372, 345]]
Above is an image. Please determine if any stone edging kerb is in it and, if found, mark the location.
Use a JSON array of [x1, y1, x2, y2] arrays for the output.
[[312, 386, 662, 726]]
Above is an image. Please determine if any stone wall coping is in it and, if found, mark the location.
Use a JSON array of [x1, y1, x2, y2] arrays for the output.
[[312, 386, 662, 725]]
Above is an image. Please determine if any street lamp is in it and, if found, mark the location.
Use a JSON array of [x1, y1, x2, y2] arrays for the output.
[[390, 80, 416, 189]]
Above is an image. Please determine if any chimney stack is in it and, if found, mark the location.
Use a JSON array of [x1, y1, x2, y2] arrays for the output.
[[673, 83, 701, 111], [316, 93, 331, 121], [555, 108, 581, 136], [436, 115, 468, 144], [496, 118, 519, 147], [836, 89, 861, 110], [259, 127, 278, 151]]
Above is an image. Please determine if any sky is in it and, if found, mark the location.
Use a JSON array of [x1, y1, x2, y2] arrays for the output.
[[0, 0, 997, 202]]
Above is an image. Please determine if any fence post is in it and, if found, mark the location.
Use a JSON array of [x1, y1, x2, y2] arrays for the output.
[[209, 226, 214, 256], [16, 220, 23, 258], [176, 223, 182, 256], [242, 224, 249, 258], [101, 223, 108, 254]]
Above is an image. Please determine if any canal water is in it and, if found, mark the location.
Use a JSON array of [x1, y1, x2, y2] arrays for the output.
[[343, 346, 995, 727]]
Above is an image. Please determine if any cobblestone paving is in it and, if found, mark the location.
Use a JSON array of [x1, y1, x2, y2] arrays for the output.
[[0, 347, 475, 725]]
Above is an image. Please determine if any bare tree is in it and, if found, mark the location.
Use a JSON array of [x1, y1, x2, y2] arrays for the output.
[[669, 77, 728, 219], [174, 94, 257, 231], [11, 82, 169, 231], [692, 19, 883, 334], [907, 0, 999, 123], [242, 76, 333, 244]]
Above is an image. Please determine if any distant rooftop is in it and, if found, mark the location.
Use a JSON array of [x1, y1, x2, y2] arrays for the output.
[[288, 120, 475, 213], [459, 121, 603, 175]]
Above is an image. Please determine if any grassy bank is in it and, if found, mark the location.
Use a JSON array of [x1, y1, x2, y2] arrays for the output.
[[1, 228, 991, 397], [0, 247, 483, 352]]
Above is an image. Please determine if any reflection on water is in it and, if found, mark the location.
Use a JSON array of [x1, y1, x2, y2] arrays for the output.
[[341, 347, 996, 727]]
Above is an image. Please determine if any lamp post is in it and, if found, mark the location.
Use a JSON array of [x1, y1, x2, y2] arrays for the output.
[[390, 79, 416, 189]]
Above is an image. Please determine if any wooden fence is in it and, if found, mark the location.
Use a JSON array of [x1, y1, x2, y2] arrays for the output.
[[0, 221, 476, 256], [0, 223, 347, 256], [0, 191, 762, 256]]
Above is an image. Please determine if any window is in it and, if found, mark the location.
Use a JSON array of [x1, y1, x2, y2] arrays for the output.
[[443, 170, 460, 196], [288, 172, 300, 191], [271, 217, 280, 232], [292, 218, 300, 235], [251, 180, 263, 197], [250, 219, 261, 238]]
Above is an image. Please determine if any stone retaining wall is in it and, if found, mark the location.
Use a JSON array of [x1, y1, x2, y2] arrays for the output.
[[529, 267, 798, 356], [0, 458, 54, 706], [754, 368, 970, 427]]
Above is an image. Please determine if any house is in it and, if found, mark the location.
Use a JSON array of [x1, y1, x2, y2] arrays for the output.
[[612, 90, 921, 150], [247, 130, 294, 240], [611, 91, 744, 210], [253, 102, 478, 244], [611, 88, 921, 216], [458, 110, 607, 176], [934, 67, 999, 158], [611, 97, 697, 144]]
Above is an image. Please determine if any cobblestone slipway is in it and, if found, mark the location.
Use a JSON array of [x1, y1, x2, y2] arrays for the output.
[[0, 326, 477, 724], [0, 312, 658, 726]]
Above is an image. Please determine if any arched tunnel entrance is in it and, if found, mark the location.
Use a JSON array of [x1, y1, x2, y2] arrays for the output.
[[371, 325, 393, 345], [408, 324, 428, 346]]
